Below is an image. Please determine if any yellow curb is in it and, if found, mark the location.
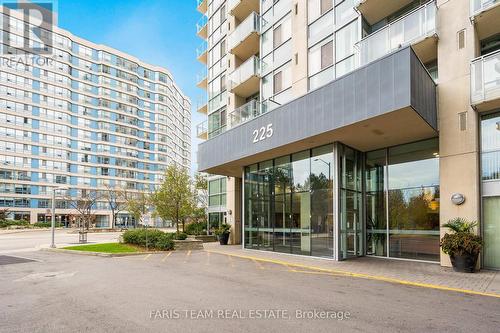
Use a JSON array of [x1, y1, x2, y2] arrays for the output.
[[205, 249, 500, 299]]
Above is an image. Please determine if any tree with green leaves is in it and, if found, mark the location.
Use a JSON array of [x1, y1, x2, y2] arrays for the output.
[[151, 164, 195, 233], [123, 190, 150, 228]]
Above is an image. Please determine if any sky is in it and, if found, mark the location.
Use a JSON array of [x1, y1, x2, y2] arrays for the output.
[[55, 0, 205, 173]]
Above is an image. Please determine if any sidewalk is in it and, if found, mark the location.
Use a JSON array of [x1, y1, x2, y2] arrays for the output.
[[204, 243, 500, 298]]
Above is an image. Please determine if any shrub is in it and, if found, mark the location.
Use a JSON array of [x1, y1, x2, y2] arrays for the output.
[[122, 228, 175, 250], [0, 220, 29, 228], [213, 223, 231, 236], [175, 232, 188, 240], [185, 222, 206, 235], [33, 222, 51, 228], [440, 218, 483, 256]]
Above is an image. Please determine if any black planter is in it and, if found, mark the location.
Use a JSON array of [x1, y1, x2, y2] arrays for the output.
[[219, 232, 230, 245], [450, 253, 479, 273]]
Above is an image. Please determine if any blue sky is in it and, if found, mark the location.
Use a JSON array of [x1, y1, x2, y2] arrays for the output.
[[55, 0, 205, 172]]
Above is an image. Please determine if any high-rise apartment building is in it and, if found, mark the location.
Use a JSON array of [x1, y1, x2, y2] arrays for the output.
[[196, 0, 500, 270], [0, 6, 191, 227]]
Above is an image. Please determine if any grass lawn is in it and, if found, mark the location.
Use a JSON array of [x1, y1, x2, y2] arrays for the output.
[[63, 243, 139, 253]]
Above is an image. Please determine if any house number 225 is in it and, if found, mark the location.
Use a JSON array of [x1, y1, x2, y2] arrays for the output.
[[252, 123, 273, 143]]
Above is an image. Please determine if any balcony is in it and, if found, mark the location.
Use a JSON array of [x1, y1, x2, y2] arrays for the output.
[[470, 0, 500, 40], [228, 56, 260, 98], [228, 99, 262, 129], [227, 11, 260, 60], [197, 95, 208, 114], [356, 1, 437, 67], [196, 15, 208, 39], [196, 69, 208, 89], [196, 42, 207, 65], [357, 0, 414, 25], [196, 120, 208, 140], [228, 0, 260, 21], [471, 49, 500, 111], [197, 0, 207, 14]]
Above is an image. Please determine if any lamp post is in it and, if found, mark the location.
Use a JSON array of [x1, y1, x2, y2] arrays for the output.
[[51, 186, 68, 248], [314, 158, 331, 181]]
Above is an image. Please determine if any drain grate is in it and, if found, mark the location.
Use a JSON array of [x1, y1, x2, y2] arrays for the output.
[[0, 255, 35, 266]]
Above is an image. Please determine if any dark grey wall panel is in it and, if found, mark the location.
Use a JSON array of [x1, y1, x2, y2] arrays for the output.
[[198, 47, 437, 172]]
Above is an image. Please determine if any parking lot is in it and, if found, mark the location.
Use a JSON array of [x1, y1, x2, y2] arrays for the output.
[[1, 246, 499, 333]]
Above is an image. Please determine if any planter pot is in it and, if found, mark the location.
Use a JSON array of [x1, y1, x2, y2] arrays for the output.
[[218, 232, 230, 245], [450, 253, 479, 273]]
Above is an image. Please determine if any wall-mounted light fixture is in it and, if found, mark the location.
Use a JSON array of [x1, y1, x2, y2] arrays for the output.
[[451, 193, 465, 205]]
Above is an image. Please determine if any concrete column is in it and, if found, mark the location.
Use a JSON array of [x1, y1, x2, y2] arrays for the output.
[[291, 0, 308, 98], [226, 176, 242, 244], [437, 0, 480, 267]]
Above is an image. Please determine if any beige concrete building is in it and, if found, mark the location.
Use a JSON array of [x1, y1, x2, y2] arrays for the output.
[[196, 0, 500, 269]]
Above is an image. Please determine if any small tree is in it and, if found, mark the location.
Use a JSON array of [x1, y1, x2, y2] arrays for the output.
[[194, 173, 208, 234], [66, 189, 101, 231], [103, 185, 127, 229], [0, 208, 9, 221], [152, 164, 195, 233], [123, 190, 150, 228]]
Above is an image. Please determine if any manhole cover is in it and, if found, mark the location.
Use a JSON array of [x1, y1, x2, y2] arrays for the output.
[[0, 255, 35, 266]]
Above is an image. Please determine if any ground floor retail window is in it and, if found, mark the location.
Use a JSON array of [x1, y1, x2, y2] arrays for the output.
[[244, 144, 334, 258], [243, 138, 440, 262]]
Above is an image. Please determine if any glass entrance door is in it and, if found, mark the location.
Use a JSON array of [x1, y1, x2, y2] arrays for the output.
[[337, 144, 364, 259]]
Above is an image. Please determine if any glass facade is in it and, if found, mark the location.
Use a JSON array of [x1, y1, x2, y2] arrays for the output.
[[243, 139, 440, 262], [244, 144, 334, 257], [481, 112, 500, 269]]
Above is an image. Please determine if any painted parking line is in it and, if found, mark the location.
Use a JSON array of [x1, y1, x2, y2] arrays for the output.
[[205, 250, 500, 299], [161, 252, 172, 262], [143, 254, 152, 261], [205, 252, 210, 265], [227, 255, 235, 268]]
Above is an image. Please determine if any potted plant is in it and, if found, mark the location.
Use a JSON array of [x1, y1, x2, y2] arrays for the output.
[[440, 218, 483, 273], [214, 223, 231, 245]]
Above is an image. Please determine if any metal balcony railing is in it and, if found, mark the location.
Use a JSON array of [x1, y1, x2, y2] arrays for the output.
[[227, 11, 260, 52], [228, 55, 260, 90], [471, 49, 500, 105], [470, 0, 500, 17], [356, 1, 437, 66]]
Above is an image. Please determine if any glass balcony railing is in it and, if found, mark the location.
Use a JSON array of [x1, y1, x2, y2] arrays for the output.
[[196, 120, 208, 139], [471, 49, 500, 105], [196, 68, 207, 85], [228, 99, 262, 129], [470, 0, 500, 17], [197, 0, 208, 14], [228, 55, 260, 90], [227, 11, 260, 52], [356, 1, 437, 67], [196, 15, 208, 35], [196, 42, 207, 58]]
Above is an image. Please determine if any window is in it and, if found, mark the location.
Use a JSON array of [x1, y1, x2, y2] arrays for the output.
[[273, 25, 282, 49], [321, 40, 333, 68], [335, 20, 358, 61], [457, 29, 466, 50], [273, 71, 283, 94], [320, 0, 333, 15], [220, 40, 226, 55]]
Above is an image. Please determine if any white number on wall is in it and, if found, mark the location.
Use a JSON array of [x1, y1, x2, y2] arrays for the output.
[[253, 124, 273, 143]]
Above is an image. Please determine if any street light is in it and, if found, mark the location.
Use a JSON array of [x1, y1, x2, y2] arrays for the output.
[[50, 186, 68, 248], [314, 158, 331, 181]]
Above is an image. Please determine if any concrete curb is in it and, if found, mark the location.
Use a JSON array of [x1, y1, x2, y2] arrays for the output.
[[41, 247, 160, 257]]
